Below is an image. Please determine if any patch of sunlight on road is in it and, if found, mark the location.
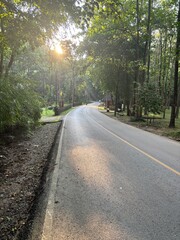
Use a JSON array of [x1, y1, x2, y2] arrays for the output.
[[86, 212, 130, 239], [71, 143, 113, 192], [53, 210, 134, 240]]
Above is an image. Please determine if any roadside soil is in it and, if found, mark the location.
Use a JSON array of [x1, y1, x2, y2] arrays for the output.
[[0, 122, 61, 240]]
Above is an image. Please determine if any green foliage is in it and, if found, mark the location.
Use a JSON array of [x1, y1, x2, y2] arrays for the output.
[[41, 108, 54, 117], [0, 0, 109, 133], [0, 0, 82, 79], [0, 76, 42, 132], [79, 0, 179, 123], [139, 82, 163, 115]]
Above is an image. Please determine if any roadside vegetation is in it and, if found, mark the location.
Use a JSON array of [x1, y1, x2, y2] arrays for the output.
[[79, 0, 180, 130], [0, 1, 98, 135], [0, 1, 179, 133], [40, 106, 73, 122], [41, 108, 55, 117]]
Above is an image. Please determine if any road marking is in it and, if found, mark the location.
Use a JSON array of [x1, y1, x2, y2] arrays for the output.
[[89, 115, 180, 176]]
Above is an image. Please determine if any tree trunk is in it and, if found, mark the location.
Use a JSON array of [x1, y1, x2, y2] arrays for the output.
[[158, 32, 163, 94], [0, 50, 4, 79], [176, 83, 180, 118], [169, 1, 180, 128], [0, 19, 4, 78], [143, 0, 153, 114], [4, 52, 15, 78], [114, 88, 118, 117], [114, 68, 121, 117], [133, 0, 140, 118], [176, 104, 179, 118], [125, 69, 131, 116]]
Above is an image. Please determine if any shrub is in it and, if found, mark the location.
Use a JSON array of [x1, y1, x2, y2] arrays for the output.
[[0, 76, 42, 133], [139, 82, 163, 115]]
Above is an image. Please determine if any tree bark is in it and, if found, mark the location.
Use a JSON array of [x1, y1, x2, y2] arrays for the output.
[[169, 1, 180, 128], [4, 52, 15, 78], [158, 32, 163, 94], [176, 94, 180, 118], [143, 0, 152, 83], [0, 50, 4, 78], [0, 19, 4, 78], [147, 0, 153, 82], [133, 0, 140, 118], [114, 67, 121, 117]]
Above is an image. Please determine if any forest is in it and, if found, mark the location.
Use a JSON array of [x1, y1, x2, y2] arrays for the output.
[[0, 0, 179, 132]]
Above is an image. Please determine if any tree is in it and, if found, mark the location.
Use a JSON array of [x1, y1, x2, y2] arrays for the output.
[[139, 82, 162, 115], [0, 0, 82, 131], [0, 0, 81, 78], [169, 0, 180, 128], [79, 0, 178, 122]]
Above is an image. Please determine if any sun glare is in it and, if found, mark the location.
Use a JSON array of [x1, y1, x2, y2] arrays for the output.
[[55, 45, 63, 54]]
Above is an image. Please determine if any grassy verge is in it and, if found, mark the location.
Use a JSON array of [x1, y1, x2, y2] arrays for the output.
[[41, 108, 54, 117], [100, 108, 180, 141], [41, 106, 73, 117], [40, 107, 73, 122]]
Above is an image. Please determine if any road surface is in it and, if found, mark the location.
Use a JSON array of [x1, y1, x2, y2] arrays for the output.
[[42, 103, 180, 240]]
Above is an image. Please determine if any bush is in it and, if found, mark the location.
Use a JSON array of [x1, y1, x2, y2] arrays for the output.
[[139, 82, 163, 115], [0, 76, 42, 133]]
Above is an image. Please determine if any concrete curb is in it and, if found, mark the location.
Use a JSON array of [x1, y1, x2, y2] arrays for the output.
[[40, 115, 67, 240], [40, 116, 61, 124]]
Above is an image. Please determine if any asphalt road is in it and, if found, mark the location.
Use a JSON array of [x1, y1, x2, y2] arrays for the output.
[[42, 103, 180, 240]]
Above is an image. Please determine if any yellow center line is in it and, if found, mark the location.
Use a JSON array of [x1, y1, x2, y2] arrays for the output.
[[90, 115, 180, 176]]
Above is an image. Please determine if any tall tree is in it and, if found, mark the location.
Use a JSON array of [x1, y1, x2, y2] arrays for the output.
[[169, 0, 180, 128]]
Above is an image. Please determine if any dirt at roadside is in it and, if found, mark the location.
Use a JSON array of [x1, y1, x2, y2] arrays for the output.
[[0, 122, 61, 240]]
